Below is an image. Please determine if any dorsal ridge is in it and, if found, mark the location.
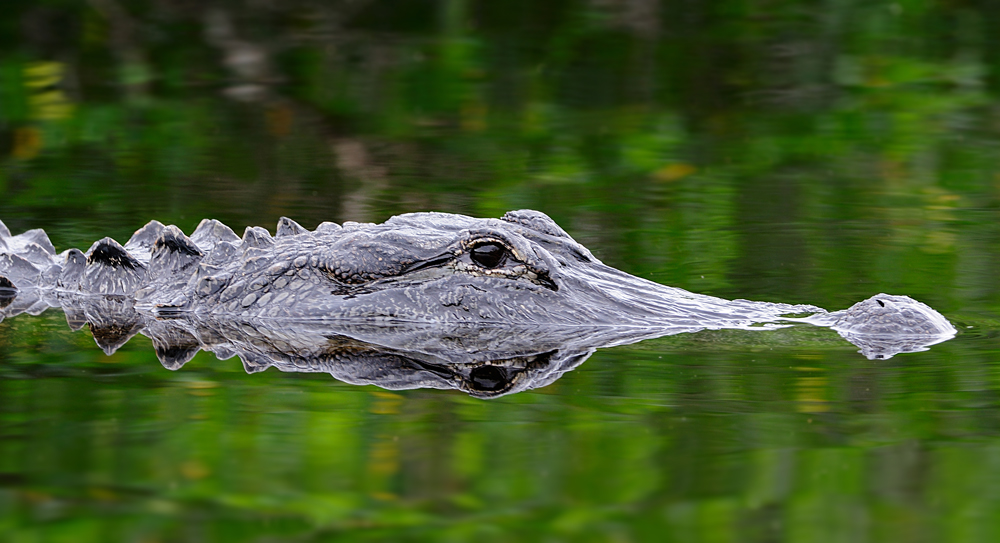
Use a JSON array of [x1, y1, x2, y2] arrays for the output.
[[58, 249, 86, 289], [82, 238, 148, 295], [87, 238, 140, 269], [149, 226, 204, 275], [276, 217, 308, 237], [191, 219, 240, 252], [13, 229, 56, 255], [314, 221, 342, 234], [0, 253, 42, 288], [242, 226, 274, 249], [124, 220, 166, 262]]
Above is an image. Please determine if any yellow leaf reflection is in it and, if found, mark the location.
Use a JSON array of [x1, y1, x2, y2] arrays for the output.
[[180, 459, 210, 480], [795, 373, 829, 413], [24, 61, 63, 88], [653, 162, 696, 182], [370, 390, 403, 415], [12, 127, 42, 160], [24, 62, 75, 121]]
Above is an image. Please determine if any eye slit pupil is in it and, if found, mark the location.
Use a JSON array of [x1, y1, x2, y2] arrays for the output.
[[470, 242, 506, 268]]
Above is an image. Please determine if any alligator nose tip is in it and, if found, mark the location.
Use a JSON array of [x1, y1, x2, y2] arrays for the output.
[[836, 294, 956, 337], [831, 293, 956, 359]]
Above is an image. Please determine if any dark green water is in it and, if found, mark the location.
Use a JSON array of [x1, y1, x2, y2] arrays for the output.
[[3, 1, 1000, 541]]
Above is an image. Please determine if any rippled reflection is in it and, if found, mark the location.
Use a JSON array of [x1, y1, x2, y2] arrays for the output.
[[0, 287, 958, 398]]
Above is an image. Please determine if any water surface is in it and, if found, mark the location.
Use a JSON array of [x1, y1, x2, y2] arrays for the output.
[[3, 1, 1000, 541]]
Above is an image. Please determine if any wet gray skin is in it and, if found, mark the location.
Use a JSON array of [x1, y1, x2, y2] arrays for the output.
[[0, 210, 957, 373]]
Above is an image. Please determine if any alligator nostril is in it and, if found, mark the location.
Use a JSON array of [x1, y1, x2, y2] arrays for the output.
[[877, 299, 885, 307]]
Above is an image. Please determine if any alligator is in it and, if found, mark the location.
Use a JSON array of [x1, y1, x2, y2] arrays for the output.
[[0, 209, 957, 394]]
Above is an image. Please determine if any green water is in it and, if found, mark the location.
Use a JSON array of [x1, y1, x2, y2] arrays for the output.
[[3, 1, 1000, 541]]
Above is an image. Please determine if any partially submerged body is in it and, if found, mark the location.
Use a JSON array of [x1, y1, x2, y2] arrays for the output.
[[0, 210, 957, 390]]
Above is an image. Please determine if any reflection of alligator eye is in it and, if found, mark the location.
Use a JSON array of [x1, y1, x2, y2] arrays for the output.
[[468, 365, 509, 391], [470, 242, 506, 268]]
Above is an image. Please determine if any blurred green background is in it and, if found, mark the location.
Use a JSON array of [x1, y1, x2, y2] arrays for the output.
[[3, 0, 1000, 541]]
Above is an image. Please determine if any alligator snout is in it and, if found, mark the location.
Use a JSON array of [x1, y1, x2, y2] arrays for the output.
[[829, 294, 956, 337]]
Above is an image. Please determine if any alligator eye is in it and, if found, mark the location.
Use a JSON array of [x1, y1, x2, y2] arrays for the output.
[[470, 242, 506, 268], [468, 365, 509, 392]]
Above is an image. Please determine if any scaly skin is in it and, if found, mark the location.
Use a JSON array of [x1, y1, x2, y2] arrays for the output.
[[0, 210, 956, 364]]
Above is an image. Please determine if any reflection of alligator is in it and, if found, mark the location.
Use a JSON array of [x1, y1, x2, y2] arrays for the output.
[[144, 312, 677, 398], [0, 210, 956, 390]]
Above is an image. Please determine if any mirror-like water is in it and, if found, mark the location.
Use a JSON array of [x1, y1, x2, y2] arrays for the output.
[[3, 1, 1000, 541]]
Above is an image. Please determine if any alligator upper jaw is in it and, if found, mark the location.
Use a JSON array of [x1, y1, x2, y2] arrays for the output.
[[556, 267, 958, 359], [549, 263, 829, 328]]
